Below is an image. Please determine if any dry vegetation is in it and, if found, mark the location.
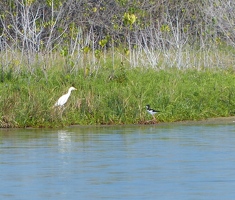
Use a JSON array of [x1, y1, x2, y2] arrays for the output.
[[0, 0, 235, 72]]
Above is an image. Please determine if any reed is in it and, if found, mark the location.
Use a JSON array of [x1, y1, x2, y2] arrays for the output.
[[1, 59, 235, 128]]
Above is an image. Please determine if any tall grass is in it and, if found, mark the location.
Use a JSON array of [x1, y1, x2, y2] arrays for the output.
[[0, 57, 235, 128]]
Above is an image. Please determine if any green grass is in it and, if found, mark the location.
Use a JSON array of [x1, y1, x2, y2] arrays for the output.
[[1, 64, 235, 128]]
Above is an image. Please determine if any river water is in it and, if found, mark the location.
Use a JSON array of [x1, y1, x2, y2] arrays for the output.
[[1, 121, 235, 200]]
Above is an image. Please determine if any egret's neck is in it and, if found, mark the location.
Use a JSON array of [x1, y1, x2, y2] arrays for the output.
[[67, 89, 72, 96]]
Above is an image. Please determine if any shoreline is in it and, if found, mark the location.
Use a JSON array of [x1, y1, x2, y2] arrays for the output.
[[68, 116, 235, 129], [1, 116, 235, 130], [164, 116, 235, 126]]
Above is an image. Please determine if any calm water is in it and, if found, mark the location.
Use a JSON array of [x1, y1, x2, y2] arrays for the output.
[[1, 122, 235, 200]]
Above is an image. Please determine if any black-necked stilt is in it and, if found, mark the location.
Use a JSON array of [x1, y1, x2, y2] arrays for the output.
[[146, 105, 160, 120]]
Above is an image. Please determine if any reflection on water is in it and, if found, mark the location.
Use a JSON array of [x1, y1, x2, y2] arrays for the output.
[[1, 123, 235, 200], [57, 130, 72, 153]]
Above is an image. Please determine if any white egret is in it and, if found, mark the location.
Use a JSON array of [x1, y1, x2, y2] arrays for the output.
[[54, 87, 77, 108], [146, 105, 160, 120]]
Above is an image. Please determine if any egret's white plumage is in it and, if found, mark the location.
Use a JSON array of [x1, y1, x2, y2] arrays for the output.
[[54, 87, 77, 107]]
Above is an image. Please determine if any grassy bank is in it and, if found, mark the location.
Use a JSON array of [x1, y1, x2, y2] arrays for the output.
[[1, 63, 235, 128]]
